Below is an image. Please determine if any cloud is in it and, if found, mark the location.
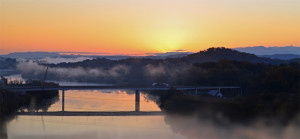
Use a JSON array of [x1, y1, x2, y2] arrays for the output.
[[58, 52, 110, 55], [174, 49, 189, 52]]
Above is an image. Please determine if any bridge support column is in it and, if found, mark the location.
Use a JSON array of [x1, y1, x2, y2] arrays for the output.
[[0, 91, 3, 113], [135, 90, 140, 112], [62, 89, 65, 112]]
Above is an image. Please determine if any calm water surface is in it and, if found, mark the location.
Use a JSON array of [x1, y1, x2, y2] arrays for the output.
[[3, 75, 299, 139], [3, 75, 185, 138], [5, 90, 186, 139]]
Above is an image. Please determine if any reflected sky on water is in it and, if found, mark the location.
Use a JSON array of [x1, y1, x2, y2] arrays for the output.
[[46, 90, 161, 112], [5, 90, 183, 139], [7, 116, 185, 139], [1, 79, 299, 139]]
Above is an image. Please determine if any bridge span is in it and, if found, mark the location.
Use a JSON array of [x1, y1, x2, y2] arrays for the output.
[[17, 111, 163, 116], [3, 85, 240, 92], [2, 85, 241, 113]]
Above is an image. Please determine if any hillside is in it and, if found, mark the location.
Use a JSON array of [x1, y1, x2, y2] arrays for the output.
[[47, 47, 291, 69], [18, 47, 299, 86], [0, 57, 17, 69], [181, 47, 283, 64]]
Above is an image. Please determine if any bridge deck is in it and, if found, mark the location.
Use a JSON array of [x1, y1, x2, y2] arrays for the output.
[[4, 85, 240, 92], [17, 111, 163, 116]]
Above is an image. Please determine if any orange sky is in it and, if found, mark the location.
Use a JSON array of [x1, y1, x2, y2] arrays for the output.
[[0, 0, 299, 55]]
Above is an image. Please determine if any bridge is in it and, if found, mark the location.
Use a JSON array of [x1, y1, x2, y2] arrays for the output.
[[16, 111, 163, 116], [3, 85, 241, 92], [2, 85, 241, 116]]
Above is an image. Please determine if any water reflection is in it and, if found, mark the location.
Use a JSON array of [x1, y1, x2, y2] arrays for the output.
[[47, 90, 161, 112], [1, 90, 165, 139], [0, 90, 59, 139], [163, 114, 300, 139], [1, 90, 299, 139], [7, 116, 185, 139]]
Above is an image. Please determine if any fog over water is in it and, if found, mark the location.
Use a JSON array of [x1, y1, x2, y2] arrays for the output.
[[4, 74, 111, 86], [15, 60, 185, 84], [37, 57, 94, 64], [164, 114, 300, 139], [16, 61, 131, 82]]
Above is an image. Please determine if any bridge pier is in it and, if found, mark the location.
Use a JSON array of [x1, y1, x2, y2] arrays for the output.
[[135, 90, 140, 112], [62, 89, 65, 112], [0, 91, 3, 113]]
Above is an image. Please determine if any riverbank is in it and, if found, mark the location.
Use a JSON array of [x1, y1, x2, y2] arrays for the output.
[[155, 89, 300, 126]]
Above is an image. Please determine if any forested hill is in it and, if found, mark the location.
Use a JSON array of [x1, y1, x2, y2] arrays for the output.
[[0, 57, 17, 69], [49, 47, 287, 68], [181, 47, 283, 64], [19, 47, 299, 90]]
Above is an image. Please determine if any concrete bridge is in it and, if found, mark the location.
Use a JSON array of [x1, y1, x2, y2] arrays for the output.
[[16, 111, 163, 116], [0, 85, 241, 139], [3, 85, 241, 92], [2, 85, 241, 116]]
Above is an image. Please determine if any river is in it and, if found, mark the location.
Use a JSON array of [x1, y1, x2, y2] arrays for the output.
[[1, 75, 299, 139], [5, 90, 187, 139]]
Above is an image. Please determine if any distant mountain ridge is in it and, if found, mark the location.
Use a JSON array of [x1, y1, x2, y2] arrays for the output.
[[3, 47, 299, 71], [2, 51, 191, 60], [4, 52, 60, 59], [234, 46, 300, 55], [50, 47, 292, 69], [259, 54, 300, 60]]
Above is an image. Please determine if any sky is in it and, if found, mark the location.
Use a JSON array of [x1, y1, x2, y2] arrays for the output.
[[0, 0, 299, 55]]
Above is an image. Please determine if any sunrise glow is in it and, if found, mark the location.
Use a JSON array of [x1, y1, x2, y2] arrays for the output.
[[0, 0, 299, 54]]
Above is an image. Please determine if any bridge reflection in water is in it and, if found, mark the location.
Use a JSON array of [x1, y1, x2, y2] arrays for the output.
[[1, 86, 242, 139], [16, 90, 164, 116], [17, 111, 163, 116], [7, 86, 240, 116]]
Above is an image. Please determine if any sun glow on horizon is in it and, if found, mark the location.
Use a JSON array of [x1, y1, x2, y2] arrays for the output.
[[0, 0, 299, 54]]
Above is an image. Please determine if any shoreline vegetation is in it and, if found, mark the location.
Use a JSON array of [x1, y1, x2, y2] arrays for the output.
[[0, 90, 59, 117], [150, 89, 300, 126], [0, 90, 59, 138]]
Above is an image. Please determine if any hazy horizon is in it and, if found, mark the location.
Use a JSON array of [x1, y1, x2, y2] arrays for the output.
[[1, 46, 300, 56], [1, 0, 299, 55]]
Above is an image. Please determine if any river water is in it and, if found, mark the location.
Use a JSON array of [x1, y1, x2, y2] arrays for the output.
[[3, 75, 186, 139], [2, 75, 300, 139], [5, 90, 186, 139]]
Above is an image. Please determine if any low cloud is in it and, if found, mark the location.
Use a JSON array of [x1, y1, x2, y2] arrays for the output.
[[37, 57, 93, 64], [17, 61, 130, 82]]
